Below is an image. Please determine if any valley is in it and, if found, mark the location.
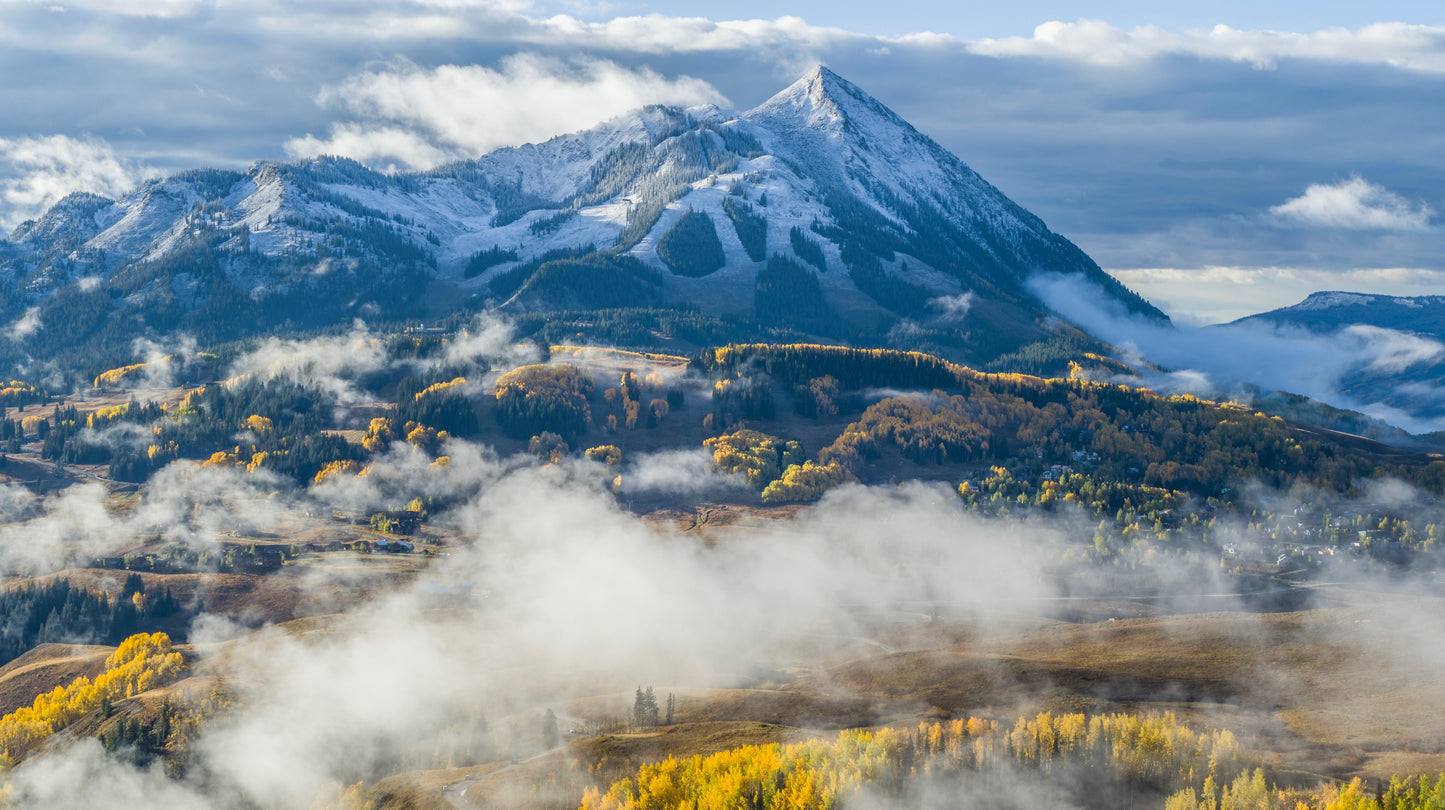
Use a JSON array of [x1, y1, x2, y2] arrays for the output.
[[0, 51, 1441, 810], [0, 328, 1437, 807]]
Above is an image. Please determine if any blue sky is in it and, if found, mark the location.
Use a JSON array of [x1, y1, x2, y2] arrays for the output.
[[2, 0, 1443, 322]]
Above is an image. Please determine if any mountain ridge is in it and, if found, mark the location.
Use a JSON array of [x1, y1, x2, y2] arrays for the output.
[[1235, 291, 1445, 341], [0, 66, 1163, 378], [1232, 290, 1445, 426]]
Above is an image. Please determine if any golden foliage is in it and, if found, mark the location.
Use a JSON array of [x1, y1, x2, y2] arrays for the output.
[[495, 364, 592, 398], [85, 403, 131, 429], [760, 461, 854, 503], [580, 711, 1248, 810], [93, 363, 148, 389], [201, 450, 242, 468], [0, 382, 37, 401], [361, 417, 393, 453], [0, 632, 184, 766], [314, 460, 361, 485], [585, 445, 623, 468], [704, 429, 804, 490], [245, 414, 274, 433], [413, 376, 466, 401], [308, 781, 379, 810], [147, 442, 178, 462], [246, 451, 269, 474], [404, 422, 447, 455]]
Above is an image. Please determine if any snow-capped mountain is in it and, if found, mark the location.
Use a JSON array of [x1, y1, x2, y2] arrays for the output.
[[0, 66, 1163, 374], [1236, 291, 1445, 342], [1235, 292, 1445, 425]]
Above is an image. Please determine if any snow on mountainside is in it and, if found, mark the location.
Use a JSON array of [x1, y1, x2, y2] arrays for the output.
[[1234, 292, 1445, 425], [1236, 291, 1445, 342], [0, 66, 1163, 374]]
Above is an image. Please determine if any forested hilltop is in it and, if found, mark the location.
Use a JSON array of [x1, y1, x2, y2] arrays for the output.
[[0, 324, 1439, 809], [6, 337, 1440, 582]]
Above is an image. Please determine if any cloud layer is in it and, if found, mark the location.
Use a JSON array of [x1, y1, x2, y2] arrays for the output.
[[285, 54, 729, 171], [968, 20, 1445, 72], [1032, 272, 1445, 432], [0, 135, 157, 231]]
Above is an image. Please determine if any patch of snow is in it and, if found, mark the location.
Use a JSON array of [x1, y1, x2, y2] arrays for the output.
[[1294, 292, 1374, 310]]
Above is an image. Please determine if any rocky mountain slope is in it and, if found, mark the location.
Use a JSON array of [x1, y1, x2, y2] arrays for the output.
[[0, 67, 1162, 376]]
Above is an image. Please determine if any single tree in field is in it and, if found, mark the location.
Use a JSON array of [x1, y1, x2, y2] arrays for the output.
[[543, 709, 559, 749]]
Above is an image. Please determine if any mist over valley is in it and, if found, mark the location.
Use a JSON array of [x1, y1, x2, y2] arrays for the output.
[[0, 34, 1442, 810]]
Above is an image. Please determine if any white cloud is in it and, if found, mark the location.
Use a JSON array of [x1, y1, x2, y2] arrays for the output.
[[1269, 176, 1432, 231], [1345, 323, 1445, 372], [928, 292, 975, 322], [0, 134, 156, 230], [284, 53, 729, 171], [6, 306, 40, 339], [284, 125, 452, 174], [533, 13, 869, 53], [6, 0, 205, 18], [968, 20, 1445, 73]]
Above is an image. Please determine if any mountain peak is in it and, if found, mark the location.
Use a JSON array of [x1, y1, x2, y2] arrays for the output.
[[746, 64, 904, 135], [802, 64, 844, 90]]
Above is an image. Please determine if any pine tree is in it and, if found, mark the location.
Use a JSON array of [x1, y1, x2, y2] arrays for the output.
[[644, 687, 660, 727], [543, 709, 559, 749]]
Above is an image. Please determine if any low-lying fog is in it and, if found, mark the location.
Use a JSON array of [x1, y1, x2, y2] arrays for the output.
[[1, 321, 1441, 809]]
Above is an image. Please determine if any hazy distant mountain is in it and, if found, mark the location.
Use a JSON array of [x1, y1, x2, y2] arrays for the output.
[[1234, 291, 1445, 341], [1235, 292, 1445, 426], [0, 66, 1162, 376]]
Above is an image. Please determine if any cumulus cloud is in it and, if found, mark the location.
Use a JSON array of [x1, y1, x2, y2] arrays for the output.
[[284, 54, 729, 171], [1269, 176, 1433, 230], [0, 134, 156, 231], [969, 19, 1445, 72]]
